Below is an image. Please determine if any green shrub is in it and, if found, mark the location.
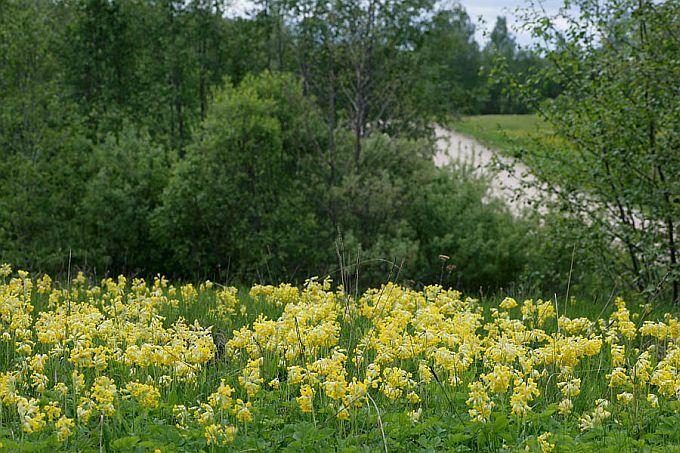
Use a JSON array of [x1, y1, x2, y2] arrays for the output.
[[152, 73, 331, 280]]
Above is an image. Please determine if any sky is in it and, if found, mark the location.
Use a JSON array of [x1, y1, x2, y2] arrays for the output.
[[228, 0, 568, 48], [458, 0, 564, 46]]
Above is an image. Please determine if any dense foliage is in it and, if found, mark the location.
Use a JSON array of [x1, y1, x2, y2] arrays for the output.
[[1, 0, 677, 302], [0, 0, 545, 290], [505, 0, 680, 303]]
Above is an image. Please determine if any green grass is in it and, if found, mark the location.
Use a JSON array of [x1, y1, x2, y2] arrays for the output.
[[4, 270, 680, 452], [447, 114, 559, 157]]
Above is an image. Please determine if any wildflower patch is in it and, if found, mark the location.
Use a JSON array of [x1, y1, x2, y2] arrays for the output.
[[0, 266, 679, 451]]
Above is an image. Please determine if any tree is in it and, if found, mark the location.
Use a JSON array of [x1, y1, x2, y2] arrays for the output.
[[414, 6, 483, 117], [0, 0, 91, 271], [488, 17, 515, 59], [282, 0, 434, 169], [81, 125, 173, 274], [152, 73, 330, 280], [481, 16, 533, 114], [513, 0, 680, 302]]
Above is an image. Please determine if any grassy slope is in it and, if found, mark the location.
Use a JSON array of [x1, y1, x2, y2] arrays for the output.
[[447, 114, 558, 158], [5, 273, 680, 452]]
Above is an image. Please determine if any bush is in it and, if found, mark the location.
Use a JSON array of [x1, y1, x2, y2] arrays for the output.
[[152, 73, 331, 280], [81, 125, 174, 274], [151, 72, 534, 290]]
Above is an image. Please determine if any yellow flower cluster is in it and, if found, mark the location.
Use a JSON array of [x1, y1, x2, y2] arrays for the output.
[[3, 265, 680, 448], [208, 285, 242, 321], [123, 381, 161, 409], [227, 279, 680, 432], [249, 282, 300, 307], [0, 268, 226, 445]]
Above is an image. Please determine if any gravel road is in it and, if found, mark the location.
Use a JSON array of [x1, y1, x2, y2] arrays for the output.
[[433, 125, 546, 216]]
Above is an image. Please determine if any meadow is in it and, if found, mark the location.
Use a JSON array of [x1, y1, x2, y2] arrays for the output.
[[2, 1, 678, 450], [2, 265, 680, 452], [448, 115, 559, 158]]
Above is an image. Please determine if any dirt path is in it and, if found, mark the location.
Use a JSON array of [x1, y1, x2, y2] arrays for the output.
[[433, 125, 546, 216]]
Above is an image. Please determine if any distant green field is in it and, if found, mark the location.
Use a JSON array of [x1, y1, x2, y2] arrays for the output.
[[448, 114, 559, 157]]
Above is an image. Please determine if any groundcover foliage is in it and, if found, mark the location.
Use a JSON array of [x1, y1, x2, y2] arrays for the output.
[[2, 266, 680, 451]]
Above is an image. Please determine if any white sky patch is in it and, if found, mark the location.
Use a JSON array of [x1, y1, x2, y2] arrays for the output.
[[226, 0, 570, 48], [460, 0, 565, 47]]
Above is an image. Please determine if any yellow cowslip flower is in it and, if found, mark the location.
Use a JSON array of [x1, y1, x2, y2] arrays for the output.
[[609, 299, 637, 340], [288, 366, 306, 385], [250, 283, 299, 307], [209, 287, 239, 321], [192, 402, 215, 426], [17, 397, 46, 433], [345, 378, 367, 408], [124, 382, 161, 409], [538, 432, 555, 453], [209, 379, 235, 411], [72, 371, 85, 394], [466, 381, 494, 423], [380, 367, 413, 400], [558, 398, 573, 415], [43, 401, 61, 422], [557, 378, 581, 398], [37, 274, 52, 294], [607, 367, 630, 388], [365, 363, 381, 389], [537, 300, 556, 326], [268, 378, 280, 390], [611, 343, 625, 367], [500, 297, 518, 309], [297, 385, 315, 413], [558, 316, 593, 335], [204, 423, 237, 446], [640, 321, 669, 340], [239, 357, 264, 398], [617, 392, 634, 406], [521, 299, 537, 323], [55, 415, 74, 441], [16, 342, 33, 355], [336, 405, 350, 421], [578, 399, 611, 431], [482, 364, 514, 394], [0, 263, 11, 277], [322, 378, 347, 401], [31, 373, 49, 392], [584, 336, 603, 356], [510, 378, 539, 417], [77, 397, 94, 424], [232, 399, 253, 423], [418, 361, 433, 384], [0, 372, 18, 405], [53, 382, 69, 397], [252, 316, 278, 352], [91, 376, 117, 417], [173, 405, 189, 429], [631, 350, 651, 383], [407, 392, 421, 404], [647, 393, 659, 408], [651, 365, 675, 397], [484, 336, 524, 365], [180, 283, 198, 305]]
